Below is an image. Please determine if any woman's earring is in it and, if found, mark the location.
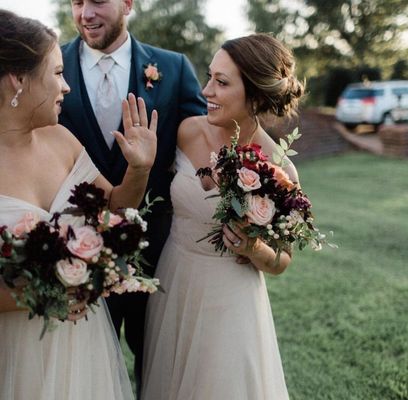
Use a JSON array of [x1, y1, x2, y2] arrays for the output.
[[10, 88, 23, 108]]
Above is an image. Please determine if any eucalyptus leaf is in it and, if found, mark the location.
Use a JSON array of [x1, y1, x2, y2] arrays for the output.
[[275, 146, 285, 157], [286, 149, 298, 157], [231, 197, 243, 217], [272, 154, 282, 165], [279, 138, 288, 150], [115, 257, 129, 274]]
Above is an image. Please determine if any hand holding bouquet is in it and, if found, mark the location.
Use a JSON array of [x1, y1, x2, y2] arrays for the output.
[[0, 182, 161, 338], [196, 122, 334, 261]]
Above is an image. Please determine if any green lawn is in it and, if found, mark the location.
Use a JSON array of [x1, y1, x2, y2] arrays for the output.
[[123, 151, 408, 399], [269, 152, 408, 400]]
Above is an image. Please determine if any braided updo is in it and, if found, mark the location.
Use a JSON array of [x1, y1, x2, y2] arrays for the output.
[[221, 33, 304, 118]]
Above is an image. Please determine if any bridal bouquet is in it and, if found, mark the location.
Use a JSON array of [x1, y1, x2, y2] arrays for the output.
[[0, 182, 160, 338], [196, 123, 334, 259]]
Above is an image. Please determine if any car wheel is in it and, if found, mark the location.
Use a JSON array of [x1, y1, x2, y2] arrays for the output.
[[382, 112, 394, 125]]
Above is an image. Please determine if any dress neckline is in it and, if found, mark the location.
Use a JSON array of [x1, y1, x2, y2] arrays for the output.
[[0, 148, 87, 214], [176, 147, 218, 194]]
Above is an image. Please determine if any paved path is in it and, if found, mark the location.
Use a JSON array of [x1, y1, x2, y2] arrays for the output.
[[334, 123, 384, 155]]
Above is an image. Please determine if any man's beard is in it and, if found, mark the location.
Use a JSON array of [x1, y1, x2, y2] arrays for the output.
[[80, 17, 124, 51]]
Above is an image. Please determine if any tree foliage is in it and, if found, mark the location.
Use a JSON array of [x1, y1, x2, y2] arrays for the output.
[[53, 0, 78, 44], [391, 60, 408, 80], [53, 0, 223, 84], [129, 0, 223, 83], [247, 0, 408, 104]]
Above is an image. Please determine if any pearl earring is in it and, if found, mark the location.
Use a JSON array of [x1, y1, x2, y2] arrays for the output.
[[10, 88, 23, 108]]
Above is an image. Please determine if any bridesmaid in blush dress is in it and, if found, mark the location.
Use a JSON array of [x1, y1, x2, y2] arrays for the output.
[[142, 34, 305, 400], [0, 10, 157, 400]]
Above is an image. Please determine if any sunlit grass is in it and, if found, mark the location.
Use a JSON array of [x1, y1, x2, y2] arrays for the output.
[[269, 152, 408, 400]]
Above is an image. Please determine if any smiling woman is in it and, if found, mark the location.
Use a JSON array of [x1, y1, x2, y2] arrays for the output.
[[141, 33, 304, 400], [0, 9, 157, 400]]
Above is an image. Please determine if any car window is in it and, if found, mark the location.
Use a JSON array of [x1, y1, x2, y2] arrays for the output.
[[343, 88, 384, 99], [392, 87, 408, 96]]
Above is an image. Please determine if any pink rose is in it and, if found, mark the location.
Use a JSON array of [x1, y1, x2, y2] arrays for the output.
[[56, 258, 90, 287], [98, 211, 123, 227], [237, 167, 262, 192], [144, 65, 160, 80], [12, 212, 39, 237], [67, 226, 103, 260], [245, 194, 276, 226]]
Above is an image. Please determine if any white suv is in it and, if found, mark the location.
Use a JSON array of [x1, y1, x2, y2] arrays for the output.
[[335, 80, 408, 129]]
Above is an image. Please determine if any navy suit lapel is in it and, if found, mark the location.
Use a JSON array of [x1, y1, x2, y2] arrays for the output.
[[131, 39, 160, 114], [62, 38, 112, 170]]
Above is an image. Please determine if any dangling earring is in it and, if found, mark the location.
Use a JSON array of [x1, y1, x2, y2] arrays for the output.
[[252, 103, 258, 117], [10, 88, 23, 108]]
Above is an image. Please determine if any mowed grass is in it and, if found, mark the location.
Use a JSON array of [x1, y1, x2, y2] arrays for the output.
[[123, 151, 408, 399], [268, 152, 408, 400]]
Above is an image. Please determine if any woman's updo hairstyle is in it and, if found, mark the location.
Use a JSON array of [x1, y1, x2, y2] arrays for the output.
[[221, 33, 304, 118], [0, 9, 57, 80]]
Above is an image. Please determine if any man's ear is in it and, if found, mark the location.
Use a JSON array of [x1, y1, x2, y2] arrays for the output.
[[123, 0, 133, 16]]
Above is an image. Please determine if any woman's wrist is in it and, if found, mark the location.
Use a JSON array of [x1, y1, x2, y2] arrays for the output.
[[244, 240, 290, 275]]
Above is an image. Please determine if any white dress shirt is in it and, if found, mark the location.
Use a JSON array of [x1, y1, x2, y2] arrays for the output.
[[79, 34, 132, 113]]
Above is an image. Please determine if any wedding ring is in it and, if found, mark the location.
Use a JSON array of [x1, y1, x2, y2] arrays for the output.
[[233, 240, 242, 248], [133, 122, 140, 127]]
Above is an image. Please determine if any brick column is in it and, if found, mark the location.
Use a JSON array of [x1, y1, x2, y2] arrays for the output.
[[378, 124, 408, 158]]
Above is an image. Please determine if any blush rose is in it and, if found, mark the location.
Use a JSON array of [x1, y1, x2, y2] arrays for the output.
[[237, 167, 262, 192], [56, 258, 90, 287], [67, 226, 103, 261], [12, 212, 39, 237], [145, 65, 160, 80], [245, 194, 276, 226]]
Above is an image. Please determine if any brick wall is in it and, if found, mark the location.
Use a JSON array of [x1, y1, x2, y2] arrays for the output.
[[378, 124, 408, 158], [262, 108, 351, 162]]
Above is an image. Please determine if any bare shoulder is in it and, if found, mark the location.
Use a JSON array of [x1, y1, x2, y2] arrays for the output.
[[177, 115, 208, 152], [35, 124, 83, 165], [282, 157, 299, 185]]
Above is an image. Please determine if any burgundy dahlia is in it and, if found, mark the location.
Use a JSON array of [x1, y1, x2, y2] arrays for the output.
[[68, 182, 107, 222], [25, 222, 65, 265], [102, 223, 143, 256]]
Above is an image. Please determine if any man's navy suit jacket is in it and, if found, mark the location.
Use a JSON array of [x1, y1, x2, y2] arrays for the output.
[[59, 35, 207, 266]]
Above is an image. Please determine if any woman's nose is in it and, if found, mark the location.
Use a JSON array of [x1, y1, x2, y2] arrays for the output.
[[62, 76, 71, 94]]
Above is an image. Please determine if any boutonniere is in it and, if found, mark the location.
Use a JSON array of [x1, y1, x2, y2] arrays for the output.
[[143, 63, 162, 90]]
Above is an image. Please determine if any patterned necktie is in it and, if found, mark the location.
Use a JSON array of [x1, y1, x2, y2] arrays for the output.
[[94, 56, 122, 149]]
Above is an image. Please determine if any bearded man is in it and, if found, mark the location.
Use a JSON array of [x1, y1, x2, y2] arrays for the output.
[[58, 0, 206, 395]]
